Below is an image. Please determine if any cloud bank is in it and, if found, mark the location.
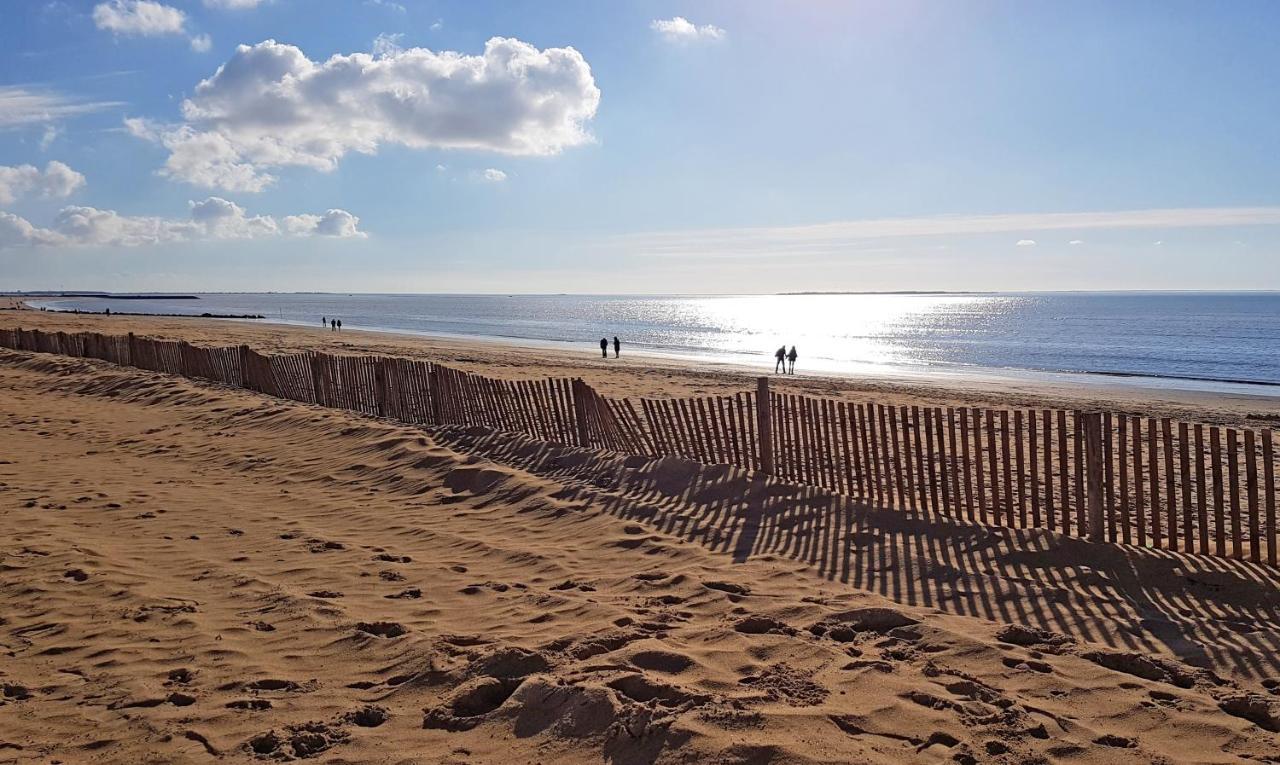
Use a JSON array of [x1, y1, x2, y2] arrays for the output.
[[0, 161, 86, 204], [127, 37, 600, 191], [650, 17, 726, 44], [0, 197, 364, 248], [614, 207, 1280, 258]]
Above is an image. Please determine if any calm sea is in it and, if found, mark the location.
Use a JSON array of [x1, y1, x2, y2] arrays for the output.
[[26, 292, 1280, 394]]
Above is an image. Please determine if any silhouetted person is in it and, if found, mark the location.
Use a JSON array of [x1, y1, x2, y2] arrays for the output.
[[336, 319, 342, 332], [613, 336, 620, 358], [330, 319, 336, 331], [787, 346, 798, 374], [774, 346, 786, 373], [599, 337, 608, 358], [322, 316, 326, 327]]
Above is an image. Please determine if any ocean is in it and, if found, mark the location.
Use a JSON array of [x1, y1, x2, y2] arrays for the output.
[[25, 292, 1280, 394]]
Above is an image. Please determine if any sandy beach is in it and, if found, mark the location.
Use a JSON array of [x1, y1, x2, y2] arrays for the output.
[[1, 311, 1279, 763]]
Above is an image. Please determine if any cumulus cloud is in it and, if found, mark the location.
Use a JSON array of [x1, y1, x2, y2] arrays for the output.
[[479, 168, 507, 183], [0, 161, 86, 204], [190, 33, 212, 52], [39, 125, 61, 151], [650, 17, 726, 44], [0, 197, 364, 248], [1016, 239, 1036, 246], [0, 85, 122, 127], [92, 0, 186, 36], [126, 37, 600, 191]]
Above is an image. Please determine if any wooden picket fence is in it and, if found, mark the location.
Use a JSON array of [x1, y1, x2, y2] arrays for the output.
[[2, 326, 1276, 565]]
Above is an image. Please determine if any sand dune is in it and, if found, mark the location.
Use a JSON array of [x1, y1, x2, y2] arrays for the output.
[[3, 346, 1280, 763]]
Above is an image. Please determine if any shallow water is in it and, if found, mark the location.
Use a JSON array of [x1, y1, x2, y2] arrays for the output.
[[28, 292, 1280, 394]]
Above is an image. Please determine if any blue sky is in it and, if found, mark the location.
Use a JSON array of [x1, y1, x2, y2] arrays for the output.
[[2, 0, 1279, 293]]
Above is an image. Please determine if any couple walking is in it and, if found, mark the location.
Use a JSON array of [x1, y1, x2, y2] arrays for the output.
[[600, 336, 621, 359], [774, 345, 798, 374]]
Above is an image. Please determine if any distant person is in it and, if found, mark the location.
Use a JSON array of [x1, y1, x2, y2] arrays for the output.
[[322, 316, 327, 327], [336, 319, 342, 332], [787, 346, 798, 374], [105, 308, 110, 316], [774, 346, 786, 373], [599, 337, 608, 358], [330, 319, 336, 331], [613, 336, 621, 358]]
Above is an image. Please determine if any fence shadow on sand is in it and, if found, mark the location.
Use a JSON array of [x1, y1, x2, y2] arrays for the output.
[[433, 424, 1280, 682]]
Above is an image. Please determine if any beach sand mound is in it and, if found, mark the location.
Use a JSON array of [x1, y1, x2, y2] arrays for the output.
[[2, 347, 1280, 763]]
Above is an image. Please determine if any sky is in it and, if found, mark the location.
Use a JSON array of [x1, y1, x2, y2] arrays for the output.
[[1, 0, 1279, 294]]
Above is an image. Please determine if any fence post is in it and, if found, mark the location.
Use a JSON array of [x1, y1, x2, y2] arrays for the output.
[[374, 358, 388, 417], [1083, 411, 1105, 542], [756, 377, 774, 475], [239, 344, 253, 391], [571, 378, 592, 449]]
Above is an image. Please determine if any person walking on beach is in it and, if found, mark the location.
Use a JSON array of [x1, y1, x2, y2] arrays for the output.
[[330, 319, 336, 331], [774, 346, 786, 373], [599, 337, 608, 358], [336, 319, 342, 332], [322, 316, 326, 327], [787, 346, 798, 374], [613, 336, 621, 358]]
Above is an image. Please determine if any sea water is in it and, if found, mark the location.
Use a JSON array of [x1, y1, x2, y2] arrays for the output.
[[27, 292, 1280, 394]]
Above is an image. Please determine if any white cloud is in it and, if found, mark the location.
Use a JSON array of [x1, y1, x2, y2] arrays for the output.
[[372, 32, 404, 57], [190, 33, 212, 53], [0, 161, 86, 204], [204, 0, 266, 8], [431, 18, 443, 30], [364, 0, 406, 12], [650, 17, 726, 44], [282, 209, 366, 238], [1016, 239, 1036, 246], [0, 197, 364, 248], [92, 0, 186, 36], [126, 37, 600, 191], [479, 168, 507, 183], [1068, 239, 1084, 245], [612, 207, 1280, 259], [0, 86, 122, 127], [39, 125, 61, 151]]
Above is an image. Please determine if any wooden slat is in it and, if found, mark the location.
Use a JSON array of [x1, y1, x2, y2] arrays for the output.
[[947, 407, 962, 518], [895, 406, 916, 512], [1118, 415, 1131, 545], [968, 407, 983, 523], [986, 409, 1000, 525], [1194, 424, 1208, 554], [1015, 410, 1027, 528], [1211, 426, 1225, 557], [1132, 416, 1146, 546], [934, 408, 951, 515], [1264, 430, 1276, 566], [1179, 422, 1194, 553], [924, 407, 940, 514], [1228, 429, 1243, 558], [1057, 410, 1069, 535], [1162, 418, 1178, 550], [1246, 429, 1261, 563], [1029, 410, 1041, 528], [1148, 416, 1161, 548], [1103, 412, 1115, 541], [1074, 411, 1086, 536], [910, 406, 927, 513], [1000, 410, 1014, 526]]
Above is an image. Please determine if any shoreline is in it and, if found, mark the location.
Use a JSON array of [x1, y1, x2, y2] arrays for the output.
[[16, 296, 1280, 401], [2, 307, 1279, 427]]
